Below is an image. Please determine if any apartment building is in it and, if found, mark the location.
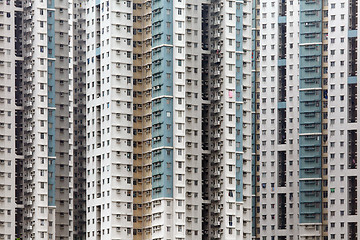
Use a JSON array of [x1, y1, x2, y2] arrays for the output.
[[0, 0, 252, 239], [84, 0, 134, 239], [0, 0, 74, 239], [201, 0, 253, 239], [251, 0, 261, 238], [150, 0, 253, 239], [72, 1, 87, 239], [133, 0, 152, 239], [256, 0, 301, 239], [83, 0, 253, 239], [3, 0, 360, 240], [150, 0, 203, 238], [253, 0, 360, 240], [326, 0, 359, 239], [0, 1, 18, 240]]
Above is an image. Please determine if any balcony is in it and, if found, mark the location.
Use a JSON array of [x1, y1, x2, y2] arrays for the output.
[[349, 0, 358, 30], [348, 130, 357, 169], [278, 151, 286, 187], [349, 38, 357, 77], [348, 176, 357, 215], [348, 84, 357, 123]]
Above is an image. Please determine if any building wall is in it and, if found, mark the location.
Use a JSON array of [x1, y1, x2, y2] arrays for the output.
[[54, 0, 72, 238], [68, 2, 75, 239], [151, 0, 175, 238], [183, 1, 203, 238], [21, 0, 54, 239], [85, 0, 134, 239], [0, 1, 17, 239], [133, 0, 152, 239], [258, 0, 300, 239], [72, 1, 87, 240], [202, 0, 252, 239], [298, 0, 324, 238], [327, 0, 359, 239], [251, 0, 261, 237], [4, 1, 360, 240]]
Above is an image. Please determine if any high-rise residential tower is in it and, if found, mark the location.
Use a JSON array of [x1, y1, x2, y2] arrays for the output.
[[150, 0, 253, 239], [256, 0, 301, 239], [1, 0, 253, 239], [132, 0, 152, 239], [0, 1, 18, 240], [251, 0, 261, 238], [83, 0, 253, 239], [72, 1, 87, 239], [0, 0, 75, 239], [3, 0, 360, 240], [85, 0, 134, 239], [20, 0, 73, 239], [253, 0, 360, 240], [325, 0, 359, 239]]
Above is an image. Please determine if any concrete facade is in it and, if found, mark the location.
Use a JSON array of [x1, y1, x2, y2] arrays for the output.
[[1, 1, 360, 240]]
